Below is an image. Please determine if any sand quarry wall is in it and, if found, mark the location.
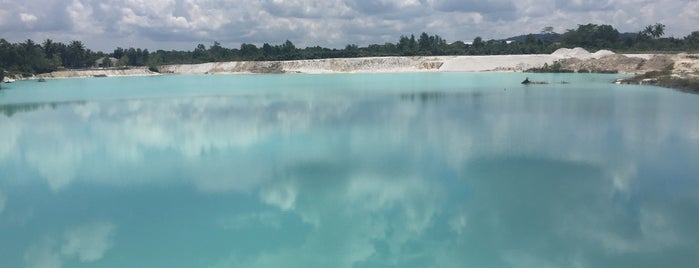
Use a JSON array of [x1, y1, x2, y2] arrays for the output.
[[159, 54, 562, 74], [158, 48, 663, 74], [21, 48, 697, 79]]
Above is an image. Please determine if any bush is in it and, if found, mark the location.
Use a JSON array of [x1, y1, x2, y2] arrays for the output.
[[148, 65, 159, 73], [657, 77, 699, 92], [526, 61, 574, 73]]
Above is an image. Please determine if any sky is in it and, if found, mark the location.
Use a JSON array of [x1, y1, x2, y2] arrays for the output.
[[0, 0, 697, 52]]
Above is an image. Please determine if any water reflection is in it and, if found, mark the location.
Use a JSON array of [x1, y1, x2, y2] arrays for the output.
[[1, 85, 699, 267]]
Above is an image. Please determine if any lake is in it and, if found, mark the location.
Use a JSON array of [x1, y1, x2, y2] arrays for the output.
[[1, 73, 698, 267]]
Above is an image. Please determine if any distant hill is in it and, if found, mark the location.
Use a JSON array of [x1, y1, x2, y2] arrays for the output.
[[619, 32, 639, 39], [499, 32, 639, 43], [500, 33, 562, 43]]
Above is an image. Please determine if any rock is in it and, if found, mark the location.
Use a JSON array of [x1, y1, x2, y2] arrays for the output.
[[641, 78, 658, 84], [643, 55, 674, 71]]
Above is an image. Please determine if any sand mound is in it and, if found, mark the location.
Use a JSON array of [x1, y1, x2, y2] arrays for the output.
[[592, 50, 615, 58], [552, 47, 592, 59], [566, 54, 644, 73], [673, 53, 699, 77], [552, 47, 616, 60], [643, 55, 674, 71]]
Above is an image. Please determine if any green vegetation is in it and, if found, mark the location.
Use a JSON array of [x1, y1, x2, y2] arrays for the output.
[[147, 65, 159, 73], [1, 23, 698, 77], [561, 24, 620, 49], [617, 64, 699, 92], [656, 77, 699, 92], [526, 62, 574, 73]]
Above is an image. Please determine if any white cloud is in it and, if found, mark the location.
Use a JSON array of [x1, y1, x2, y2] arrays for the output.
[[19, 12, 38, 25], [0, 9, 10, 28], [432, 0, 516, 13], [61, 222, 118, 262], [502, 251, 559, 268], [208, 170, 445, 267], [217, 211, 282, 230], [609, 163, 637, 195], [0, 189, 5, 214], [1, 0, 696, 50], [4, 85, 698, 267], [0, 116, 20, 161], [24, 239, 62, 268], [587, 207, 681, 254], [263, 0, 352, 19], [449, 212, 468, 235], [23, 137, 87, 191], [260, 182, 298, 211], [66, 0, 103, 34], [343, 174, 443, 235], [23, 222, 118, 268]]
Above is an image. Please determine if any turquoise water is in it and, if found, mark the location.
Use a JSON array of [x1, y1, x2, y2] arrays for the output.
[[1, 73, 698, 267]]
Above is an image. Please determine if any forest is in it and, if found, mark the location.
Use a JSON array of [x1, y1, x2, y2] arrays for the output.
[[1, 23, 698, 76]]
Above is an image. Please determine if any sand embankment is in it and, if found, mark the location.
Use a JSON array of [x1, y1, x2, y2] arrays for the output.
[[159, 57, 450, 74], [159, 48, 669, 75], [17, 48, 697, 80], [36, 67, 157, 79], [160, 54, 565, 74]]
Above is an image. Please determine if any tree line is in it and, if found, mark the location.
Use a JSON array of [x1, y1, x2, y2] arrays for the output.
[[2, 23, 698, 76]]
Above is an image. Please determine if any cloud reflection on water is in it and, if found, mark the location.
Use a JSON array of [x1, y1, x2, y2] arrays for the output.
[[23, 222, 117, 268], [1, 87, 698, 267]]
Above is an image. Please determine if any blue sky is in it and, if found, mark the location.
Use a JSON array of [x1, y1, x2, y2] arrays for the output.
[[0, 0, 697, 51]]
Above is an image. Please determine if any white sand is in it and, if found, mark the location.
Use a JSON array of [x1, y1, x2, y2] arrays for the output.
[[438, 55, 558, 72], [161, 47, 618, 74], [23, 48, 684, 79], [37, 67, 158, 78], [621, 54, 655, 60], [160, 55, 559, 74]]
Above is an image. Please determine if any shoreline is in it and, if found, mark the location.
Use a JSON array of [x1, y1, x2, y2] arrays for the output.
[[2, 48, 696, 84]]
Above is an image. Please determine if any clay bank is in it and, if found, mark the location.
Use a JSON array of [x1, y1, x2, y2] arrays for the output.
[[2, 48, 692, 84]]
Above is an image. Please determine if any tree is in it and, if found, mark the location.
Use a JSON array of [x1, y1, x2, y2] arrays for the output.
[[344, 44, 359, 57], [101, 57, 113, 68], [261, 43, 277, 59], [397, 35, 410, 55], [117, 55, 129, 67], [473, 37, 484, 48], [653, 23, 665, 38], [20, 39, 51, 73], [408, 34, 417, 53], [0, 39, 20, 71], [42, 39, 58, 59], [280, 40, 298, 60], [641, 23, 666, 39], [397, 35, 418, 55], [240, 43, 259, 60], [686, 31, 699, 49], [209, 41, 227, 61], [418, 32, 431, 53], [541, 26, 554, 34], [112, 47, 125, 59], [281, 40, 296, 53], [525, 34, 536, 44], [192, 44, 209, 62], [141, 49, 149, 65], [562, 23, 620, 48], [64, 40, 88, 68], [416, 32, 447, 55]]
